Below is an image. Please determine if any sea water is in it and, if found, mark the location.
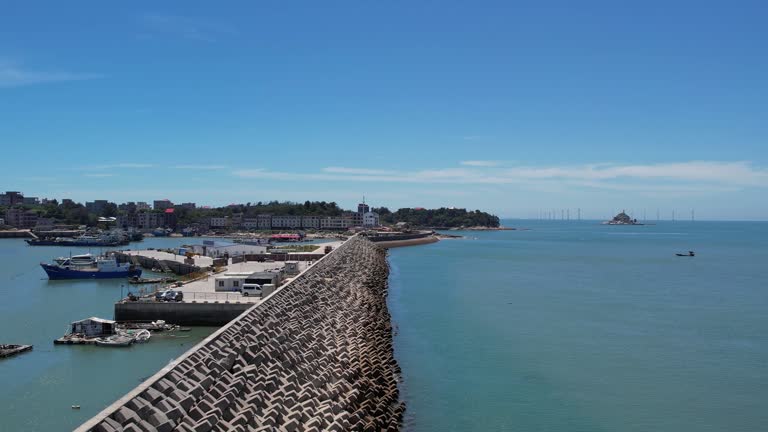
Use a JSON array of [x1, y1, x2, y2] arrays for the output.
[[0, 237, 217, 431], [388, 220, 768, 432]]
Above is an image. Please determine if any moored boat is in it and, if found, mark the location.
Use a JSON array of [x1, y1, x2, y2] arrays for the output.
[[95, 335, 134, 347], [41, 256, 141, 280]]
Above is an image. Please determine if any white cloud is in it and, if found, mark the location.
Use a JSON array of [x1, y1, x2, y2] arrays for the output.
[[174, 164, 228, 170], [233, 161, 768, 192], [323, 167, 399, 175], [81, 163, 153, 170], [0, 60, 103, 88], [460, 160, 502, 167]]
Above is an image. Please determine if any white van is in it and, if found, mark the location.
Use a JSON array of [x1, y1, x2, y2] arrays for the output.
[[241, 283, 262, 297]]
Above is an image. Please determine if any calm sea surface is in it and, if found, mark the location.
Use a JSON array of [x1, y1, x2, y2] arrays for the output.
[[388, 220, 768, 432], [0, 237, 218, 432], [2, 224, 766, 431]]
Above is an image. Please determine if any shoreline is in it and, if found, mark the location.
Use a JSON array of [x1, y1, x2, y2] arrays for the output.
[[375, 235, 440, 248]]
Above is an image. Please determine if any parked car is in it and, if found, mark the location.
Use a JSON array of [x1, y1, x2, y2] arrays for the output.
[[155, 290, 169, 301], [163, 290, 183, 302]]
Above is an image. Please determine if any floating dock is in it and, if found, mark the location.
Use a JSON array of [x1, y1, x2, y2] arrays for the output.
[[0, 344, 33, 358]]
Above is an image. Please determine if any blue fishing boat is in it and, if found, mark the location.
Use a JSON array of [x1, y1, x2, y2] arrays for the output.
[[41, 256, 141, 280]]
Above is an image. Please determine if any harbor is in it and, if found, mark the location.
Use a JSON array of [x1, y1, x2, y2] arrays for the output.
[[0, 236, 221, 431]]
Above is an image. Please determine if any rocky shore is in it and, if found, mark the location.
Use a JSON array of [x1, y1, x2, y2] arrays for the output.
[[79, 236, 404, 432]]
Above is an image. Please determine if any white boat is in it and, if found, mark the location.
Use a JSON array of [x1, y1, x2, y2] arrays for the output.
[[132, 330, 151, 343], [95, 335, 134, 347]]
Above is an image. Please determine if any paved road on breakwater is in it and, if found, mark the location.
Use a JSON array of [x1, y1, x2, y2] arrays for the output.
[[77, 236, 404, 432]]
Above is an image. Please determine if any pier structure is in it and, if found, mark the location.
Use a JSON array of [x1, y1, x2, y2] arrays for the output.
[[78, 235, 404, 432]]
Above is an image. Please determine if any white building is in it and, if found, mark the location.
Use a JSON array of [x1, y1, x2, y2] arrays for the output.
[[301, 216, 320, 229], [242, 218, 260, 229], [319, 215, 354, 230], [213, 272, 252, 292], [363, 212, 380, 227], [272, 215, 302, 229], [209, 217, 229, 228], [258, 214, 272, 230]]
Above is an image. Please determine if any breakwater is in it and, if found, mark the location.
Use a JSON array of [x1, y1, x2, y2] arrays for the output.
[[77, 236, 404, 432], [366, 231, 439, 249]]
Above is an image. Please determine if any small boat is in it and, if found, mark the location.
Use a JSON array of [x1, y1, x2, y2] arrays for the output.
[[95, 335, 134, 347], [675, 251, 695, 257], [131, 330, 151, 343]]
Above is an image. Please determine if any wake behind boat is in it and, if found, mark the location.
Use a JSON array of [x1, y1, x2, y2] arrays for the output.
[[41, 255, 141, 280]]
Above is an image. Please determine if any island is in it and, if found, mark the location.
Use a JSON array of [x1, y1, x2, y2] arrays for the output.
[[603, 210, 642, 225]]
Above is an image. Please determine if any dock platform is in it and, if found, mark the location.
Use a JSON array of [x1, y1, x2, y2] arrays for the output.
[[0, 344, 33, 358]]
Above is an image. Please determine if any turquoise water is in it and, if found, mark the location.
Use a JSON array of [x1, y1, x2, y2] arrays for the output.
[[388, 220, 768, 432], [0, 237, 217, 431]]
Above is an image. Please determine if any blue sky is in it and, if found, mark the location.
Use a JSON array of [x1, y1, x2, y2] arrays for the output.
[[1, 1, 766, 220]]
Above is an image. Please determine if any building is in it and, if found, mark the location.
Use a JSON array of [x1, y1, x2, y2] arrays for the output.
[[118, 202, 138, 213], [137, 212, 166, 229], [214, 271, 281, 292], [136, 202, 151, 211], [0, 191, 24, 206], [70, 317, 116, 337], [363, 212, 380, 227], [319, 215, 354, 230], [86, 200, 109, 214], [301, 215, 320, 229], [357, 202, 370, 214], [213, 272, 253, 292], [4, 208, 38, 228], [153, 199, 173, 211], [177, 202, 196, 210], [116, 213, 138, 229], [164, 208, 178, 229], [0, 217, 5, 226], [22, 196, 39, 205], [241, 218, 260, 230], [209, 217, 230, 228], [231, 213, 244, 227], [257, 214, 272, 230], [61, 199, 76, 207], [272, 215, 302, 229]]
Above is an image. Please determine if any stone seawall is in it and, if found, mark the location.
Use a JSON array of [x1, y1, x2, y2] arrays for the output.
[[77, 236, 404, 432]]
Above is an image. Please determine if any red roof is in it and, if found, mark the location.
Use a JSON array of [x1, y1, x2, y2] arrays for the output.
[[164, 208, 175, 214]]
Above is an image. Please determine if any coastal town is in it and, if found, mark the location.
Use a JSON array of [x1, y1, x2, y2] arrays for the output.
[[0, 190, 500, 237]]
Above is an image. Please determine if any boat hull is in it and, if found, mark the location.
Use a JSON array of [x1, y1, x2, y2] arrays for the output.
[[41, 264, 141, 280]]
